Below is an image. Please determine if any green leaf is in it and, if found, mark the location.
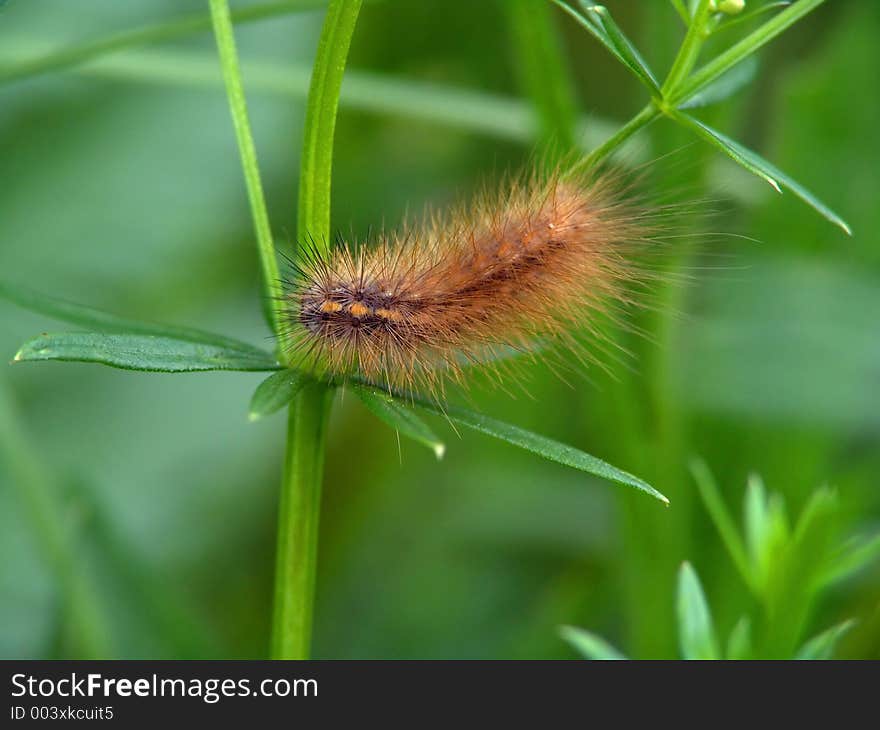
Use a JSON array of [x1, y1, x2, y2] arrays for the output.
[[559, 625, 627, 660], [249, 369, 309, 421], [13, 333, 280, 373], [794, 619, 856, 660], [353, 386, 445, 459], [677, 562, 720, 660], [725, 616, 752, 660], [744, 473, 770, 576], [678, 55, 757, 108], [672, 0, 828, 104], [410, 397, 668, 503], [671, 110, 782, 191], [582, 4, 661, 94], [819, 533, 880, 588], [690, 458, 754, 592], [0, 280, 267, 352], [743, 473, 790, 593], [672, 111, 851, 234], [551, 1, 659, 94]]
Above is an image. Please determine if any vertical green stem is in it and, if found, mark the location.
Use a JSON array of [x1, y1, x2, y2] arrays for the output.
[[568, 103, 661, 174], [661, 0, 713, 95], [210, 0, 361, 659], [270, 381, 333, 658], [209, 0, 284, 334], [272, 0, 362, 660], [296, 0, 364, 250]]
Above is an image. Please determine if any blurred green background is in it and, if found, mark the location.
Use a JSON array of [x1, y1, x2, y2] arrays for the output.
[[1, 0, 878, 659]]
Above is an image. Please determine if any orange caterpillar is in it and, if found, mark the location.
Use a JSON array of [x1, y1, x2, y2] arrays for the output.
[[282, 167, 659, 394]]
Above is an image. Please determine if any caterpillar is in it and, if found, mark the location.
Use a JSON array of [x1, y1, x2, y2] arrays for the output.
[[281, 165, 664, 395]]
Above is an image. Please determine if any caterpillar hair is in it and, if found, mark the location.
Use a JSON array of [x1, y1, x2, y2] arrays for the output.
[[279, 162, 677, 397]]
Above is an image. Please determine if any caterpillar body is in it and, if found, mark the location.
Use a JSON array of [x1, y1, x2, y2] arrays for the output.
[[283, 167, 658, 394]]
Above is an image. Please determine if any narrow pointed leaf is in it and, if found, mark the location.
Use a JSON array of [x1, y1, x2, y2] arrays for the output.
[[411, 397, 667, 503], [744, 473, 770, 583], [671, 111, 781, 191], [0, 280, 266, 352], [690, 458, 754, 591], [725, 616, 752, 660], [819, 534, 880, 588], [677, 562, 720, 660], [354, 385, 445, 459], [794, 619, 856, 660], [672, 112, 851, 233], [559, 626, 627, 660], [583, 4, 661, 94], [13, 333, 280, 373], [672, 0, 828, 104], [249, 369, 309, 421], [551, 1, 658, 93]]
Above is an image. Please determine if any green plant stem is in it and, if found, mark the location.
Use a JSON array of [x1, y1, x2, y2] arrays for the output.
[[670, 0, 828, 104], [270, 381, 333, 658], [569, 103, 660, 173], [209, 0, 283, 335], [296, 0, 364, 249], [0, 0, 328, 86], [661, 0, 713, 95], [272, 0, 362, 660]]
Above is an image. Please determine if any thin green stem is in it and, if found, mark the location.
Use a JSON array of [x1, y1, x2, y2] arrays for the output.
[[0, 0, 328, 86], [569, 103, 660, 174], [270, 381, 333, 659], [209, 0, 283, 336], [670, 0, 828, 104], [272, 0, 362, 660], [669, 0, 690, 26], [661, 0, 713, 95], [296, 0, 364, 250]]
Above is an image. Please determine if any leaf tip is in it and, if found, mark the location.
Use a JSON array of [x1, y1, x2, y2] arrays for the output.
[[766, 176, 782, 194], [433, 442, 446, 460]]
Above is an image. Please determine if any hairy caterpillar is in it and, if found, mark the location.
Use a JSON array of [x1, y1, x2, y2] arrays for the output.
[[281, 165, 664, 395]]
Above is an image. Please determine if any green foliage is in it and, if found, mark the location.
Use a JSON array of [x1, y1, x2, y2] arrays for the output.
[[677, 562, 721, 659], [249, 369, 309, 421], [14, 333, 279, 373], [556, 0, 848, 233], [566, 468, 878, 659], [352, 386, 445, 460], [409, 394, 668, 503]]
